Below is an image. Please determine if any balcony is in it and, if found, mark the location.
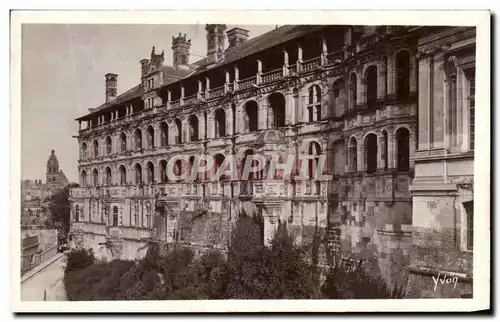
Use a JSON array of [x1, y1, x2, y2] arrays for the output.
[[261, 68, 283, 84], [302, 57, 321, 72], [183, 94, 198, 106], [208, 85, 224, 99], [341, 172, 412, 201], [252, 180, 286, 199], [238, 76, 257, 90]]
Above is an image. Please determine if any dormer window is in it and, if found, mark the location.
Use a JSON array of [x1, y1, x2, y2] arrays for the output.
[[148, 78, 155, 90]]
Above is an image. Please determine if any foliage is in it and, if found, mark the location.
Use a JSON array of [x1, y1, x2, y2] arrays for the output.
[[321, 265, 405, 299], [64, 248, 95, 274], [47, 183, 79, 236], [64, 218, 403, 301]]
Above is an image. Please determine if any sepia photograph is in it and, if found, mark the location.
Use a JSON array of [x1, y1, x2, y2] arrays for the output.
[[10, 10, 491, 313]]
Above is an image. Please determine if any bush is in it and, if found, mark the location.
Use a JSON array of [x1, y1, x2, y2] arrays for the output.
[[64, 248, 95, 273], [321, 265, 405, 299]]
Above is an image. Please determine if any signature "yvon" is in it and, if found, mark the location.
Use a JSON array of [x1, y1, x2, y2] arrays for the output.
[[432, 273, 458, 291]]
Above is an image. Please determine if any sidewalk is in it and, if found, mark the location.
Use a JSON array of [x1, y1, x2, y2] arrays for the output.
[[21, 252, 65, 284]]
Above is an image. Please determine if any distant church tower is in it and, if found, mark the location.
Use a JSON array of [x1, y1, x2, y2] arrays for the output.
[[46, 150, 60, 185]]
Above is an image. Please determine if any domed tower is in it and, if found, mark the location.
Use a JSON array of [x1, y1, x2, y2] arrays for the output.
[[46, 150, 60, 185]]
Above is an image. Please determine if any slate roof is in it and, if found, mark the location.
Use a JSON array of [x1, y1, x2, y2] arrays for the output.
[[192, 25, 327, 74], [77, 25, 327, 121]]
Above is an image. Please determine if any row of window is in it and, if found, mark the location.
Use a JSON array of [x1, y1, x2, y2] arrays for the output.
[[74, 204, 153, 228]]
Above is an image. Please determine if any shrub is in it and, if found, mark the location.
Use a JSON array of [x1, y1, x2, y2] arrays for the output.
[[64, 248, 95, 274], [321, 265, 406, 299]]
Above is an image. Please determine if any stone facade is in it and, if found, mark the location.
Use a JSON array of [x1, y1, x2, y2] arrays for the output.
[[69, 25, 475, 297], [407, 26, 475, 298]]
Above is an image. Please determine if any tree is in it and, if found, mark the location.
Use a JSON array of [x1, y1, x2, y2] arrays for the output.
[[47, 183, 79, 237]]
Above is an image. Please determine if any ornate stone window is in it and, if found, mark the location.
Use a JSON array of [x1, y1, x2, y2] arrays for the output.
[[112, 206, 118, 226], [106, 136, 112, 155], [189, 115, 199, 141], [160, 122, 169, 146], [307, 85, 322, 122], [214, 109, 226, 137], [105, 167, 112, 185], [93, 139, 99, 157], [119, 165, 127, 185], [364, 133, 378, 174], [147, 126, 155, 149], [120, 133, 127, 152], [134, 129, 142, 150], [243, 101, 258, 132]]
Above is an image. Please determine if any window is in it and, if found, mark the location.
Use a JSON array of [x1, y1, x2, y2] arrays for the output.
[[467, 69, 475, 150], [189, 115, 199, 141], [396, 50, 410, 100], [308, 142, 321, 178], [464, 201, 473, 250], [365, 65, 378, 108], [93, 140, 99, 157], [75, 205, 80, 222], [160, 160, 167, 183], [105, 167, 112, 185], [307, 85, 322, 122], [93, 169, 99, 186], [120, 133, 127, 152], [175, 119, 182, 144], [106, 136, 112, 155], [244, 101, 258, 132], [396, 127, 410, 171], [147, 162, 154, 184], [147, 126, 155, 149], [364, 133, 378, 174], [135, 164, 142, 184], [81, 170, 87, 187], [160, 122, 168, 146], [119, 165, 127, 185], [268, 93, 285, 128], [112, 206, 118, 226], [81, 143, 88, 160], [134, 129, 142, 150], [215, 109, 226, 137]]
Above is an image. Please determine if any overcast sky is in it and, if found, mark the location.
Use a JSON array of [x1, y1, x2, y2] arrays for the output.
[[21, 24, 275, 182]]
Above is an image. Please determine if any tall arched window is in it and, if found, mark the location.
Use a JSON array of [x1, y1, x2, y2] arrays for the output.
[[268, 93, 286, 128], [147, 126, 155, 149], [396, 50, 411, 100], [244, 101, 259, 132], [105, 167, 112, 185], [81, 170, 87, 187], [349, 73, 357, 110], [365, 65, 378, 108], [242, 149, 255, 180], [396, 127, 410, 171], [75, 205, 80, 222], [215, 109, 226, 138], [135, 164, 143, 184], [382, 130, 388, 170], [134, 129, 142, 151], [308, 141, 322, 178], [175, 119, 182, 144], [348, 137, 358, 172], [93, 169, 99, 186], [159, 160, 167, 183], [307, 85, 322, 122], [160, 122, 168, 146], [80, 142, 88, 160], [331, 78, 345, 117], [214, 154, 225, 181], [147, 161, 154, 184], [120, 133, 127, 152], [173, 159, 182, 182], [93, 140, 99, 157], [105, 136, 112, 155], [112, 206, 118, 226], [189, 115, 199, 141], [119, 165, 127, 185], [364, 133, 378, 174]]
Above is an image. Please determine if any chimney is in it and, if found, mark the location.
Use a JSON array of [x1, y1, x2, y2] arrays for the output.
[[105, 73, 118, 103], [140, 59, 149, 77], [206, 24, 227, 65], [172, 33, 192, 69], [227, 27, 249, 49]]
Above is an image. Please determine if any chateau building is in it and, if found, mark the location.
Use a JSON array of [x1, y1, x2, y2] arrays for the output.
[[69, 25, 475, 297]]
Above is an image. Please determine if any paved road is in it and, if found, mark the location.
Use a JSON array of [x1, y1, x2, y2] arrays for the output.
[[21, 254, 67, 301]]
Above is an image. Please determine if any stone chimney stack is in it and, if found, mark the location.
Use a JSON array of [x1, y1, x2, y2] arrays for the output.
[[105, 73, 118, 103], [206, 24, 227, 64], [226, 27, 249, 49], [172, 33, 192, 69]]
